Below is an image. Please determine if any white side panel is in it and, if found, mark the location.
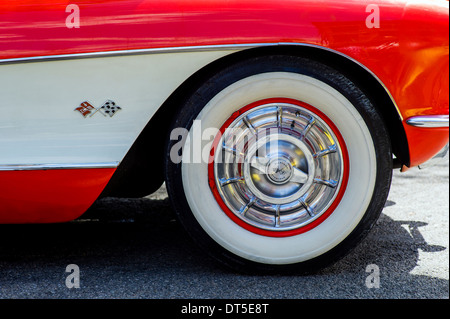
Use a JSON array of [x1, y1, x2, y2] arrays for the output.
[[0, 50, 237, 165]]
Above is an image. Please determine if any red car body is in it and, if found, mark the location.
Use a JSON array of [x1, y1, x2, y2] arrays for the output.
[[0, 0, 448, 224]]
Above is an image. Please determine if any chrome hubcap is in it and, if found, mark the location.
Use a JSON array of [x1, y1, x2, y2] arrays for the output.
[[212, 102, 345, 232]]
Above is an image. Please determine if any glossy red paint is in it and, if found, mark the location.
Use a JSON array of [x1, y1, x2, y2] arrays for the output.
[[0, 168, 115, 223], [403, 125, 449, 167], [208, 98, 350, 237]]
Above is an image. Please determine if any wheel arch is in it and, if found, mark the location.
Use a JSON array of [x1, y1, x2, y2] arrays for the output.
[[102, 44, 409, 198]]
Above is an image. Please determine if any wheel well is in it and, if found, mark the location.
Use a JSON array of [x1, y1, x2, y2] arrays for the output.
[[101, 44, 409, 198]]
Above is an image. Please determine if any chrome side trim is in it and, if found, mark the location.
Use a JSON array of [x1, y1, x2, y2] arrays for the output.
[[0, 42, 404, 120], [0, 162, 119, 171], [406, 115, 449, 128], [0, 44, 266, 65]]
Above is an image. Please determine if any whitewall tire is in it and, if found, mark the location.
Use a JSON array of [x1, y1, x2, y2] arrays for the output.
[[165, 55, 392, 274]]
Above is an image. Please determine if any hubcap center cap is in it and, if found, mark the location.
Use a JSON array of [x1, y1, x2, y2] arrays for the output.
[[266, 158, 293, 185], [243, 133, 315, 205]]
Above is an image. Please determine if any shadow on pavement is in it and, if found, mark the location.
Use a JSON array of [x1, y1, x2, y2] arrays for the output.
[[0, 194, 447, 299]]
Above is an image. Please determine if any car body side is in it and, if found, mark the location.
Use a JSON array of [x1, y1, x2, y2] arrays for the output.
[[0, 0, 448, 223]]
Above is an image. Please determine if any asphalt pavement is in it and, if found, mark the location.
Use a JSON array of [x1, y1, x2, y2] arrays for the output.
[[0, 160, 448, 300]]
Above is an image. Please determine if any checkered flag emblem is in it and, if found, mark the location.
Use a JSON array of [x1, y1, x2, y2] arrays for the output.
[[74, 100, 122, 118], [98, 100, 122, 117]]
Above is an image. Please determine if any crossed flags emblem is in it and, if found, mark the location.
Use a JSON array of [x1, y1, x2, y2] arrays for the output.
[[75, 100, 122, 118]]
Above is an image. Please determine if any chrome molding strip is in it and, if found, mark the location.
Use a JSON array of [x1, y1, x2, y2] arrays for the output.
[[405, 115, 449, 128], [0, 162, 120, 171], [0, 43, 266, 65], [0, 42, 404, 120]]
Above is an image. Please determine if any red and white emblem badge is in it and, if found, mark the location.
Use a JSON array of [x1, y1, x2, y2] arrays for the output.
[[75, 100, 122, 118]]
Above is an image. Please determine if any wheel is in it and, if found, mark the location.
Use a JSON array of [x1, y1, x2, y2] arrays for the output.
[[165, 54, 392, 274]]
